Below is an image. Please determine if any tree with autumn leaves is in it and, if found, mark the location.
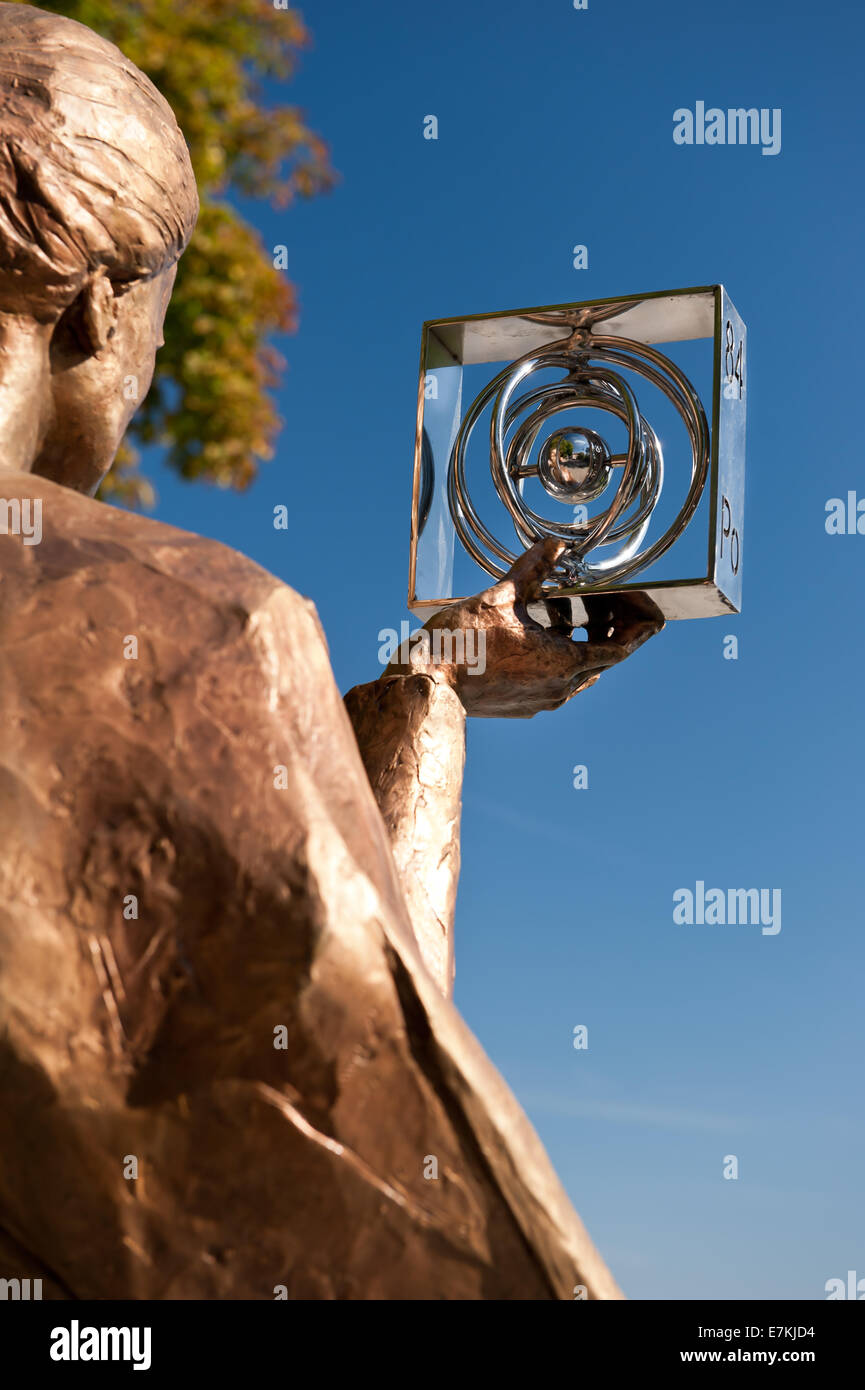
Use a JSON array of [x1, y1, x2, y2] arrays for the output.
[[35, 0, 334, 505]]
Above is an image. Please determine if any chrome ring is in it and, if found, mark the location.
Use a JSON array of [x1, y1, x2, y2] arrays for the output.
[[446, 334, 709, 589]]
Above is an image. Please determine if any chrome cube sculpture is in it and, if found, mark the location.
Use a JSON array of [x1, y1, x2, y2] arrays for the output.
[[409, 286, 746, 623]]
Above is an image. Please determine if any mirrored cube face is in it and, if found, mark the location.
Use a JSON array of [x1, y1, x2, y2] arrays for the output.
[[409, 285, 746, 624]]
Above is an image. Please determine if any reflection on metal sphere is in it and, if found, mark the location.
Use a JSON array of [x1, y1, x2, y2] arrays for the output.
[[538, 427, 612, 503]]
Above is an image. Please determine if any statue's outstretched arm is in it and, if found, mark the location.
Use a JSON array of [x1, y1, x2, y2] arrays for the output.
[[345, 538, 663, 994]]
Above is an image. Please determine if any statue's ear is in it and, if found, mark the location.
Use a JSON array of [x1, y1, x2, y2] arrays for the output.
[[77, 268, 118, 353], [54, 268, 118, 357]]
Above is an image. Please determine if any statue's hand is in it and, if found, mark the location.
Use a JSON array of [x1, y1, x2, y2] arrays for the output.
[[389, 537, 664, 718]]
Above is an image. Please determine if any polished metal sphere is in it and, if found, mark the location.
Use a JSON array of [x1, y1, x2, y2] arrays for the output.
[[537, 427, 612, 503]]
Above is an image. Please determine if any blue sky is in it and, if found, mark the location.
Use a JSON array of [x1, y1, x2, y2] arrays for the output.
[[143, 0, 864, 1298]]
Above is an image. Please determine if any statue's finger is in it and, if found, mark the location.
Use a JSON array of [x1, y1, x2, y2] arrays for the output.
[[583, 591, 664, 648], [482, 537, 564, 605]]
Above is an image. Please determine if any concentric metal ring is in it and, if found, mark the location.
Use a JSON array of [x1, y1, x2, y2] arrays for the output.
[[446, 334, 710, 589]]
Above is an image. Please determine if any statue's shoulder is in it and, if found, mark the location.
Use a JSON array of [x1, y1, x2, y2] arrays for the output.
[[0, 472, 316, 634]]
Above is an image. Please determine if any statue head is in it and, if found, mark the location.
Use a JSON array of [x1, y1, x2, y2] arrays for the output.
[[0, 3, 198, 493]]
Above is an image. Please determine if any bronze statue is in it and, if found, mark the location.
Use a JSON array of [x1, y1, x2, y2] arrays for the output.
[[0, 3, 660, 1299]]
